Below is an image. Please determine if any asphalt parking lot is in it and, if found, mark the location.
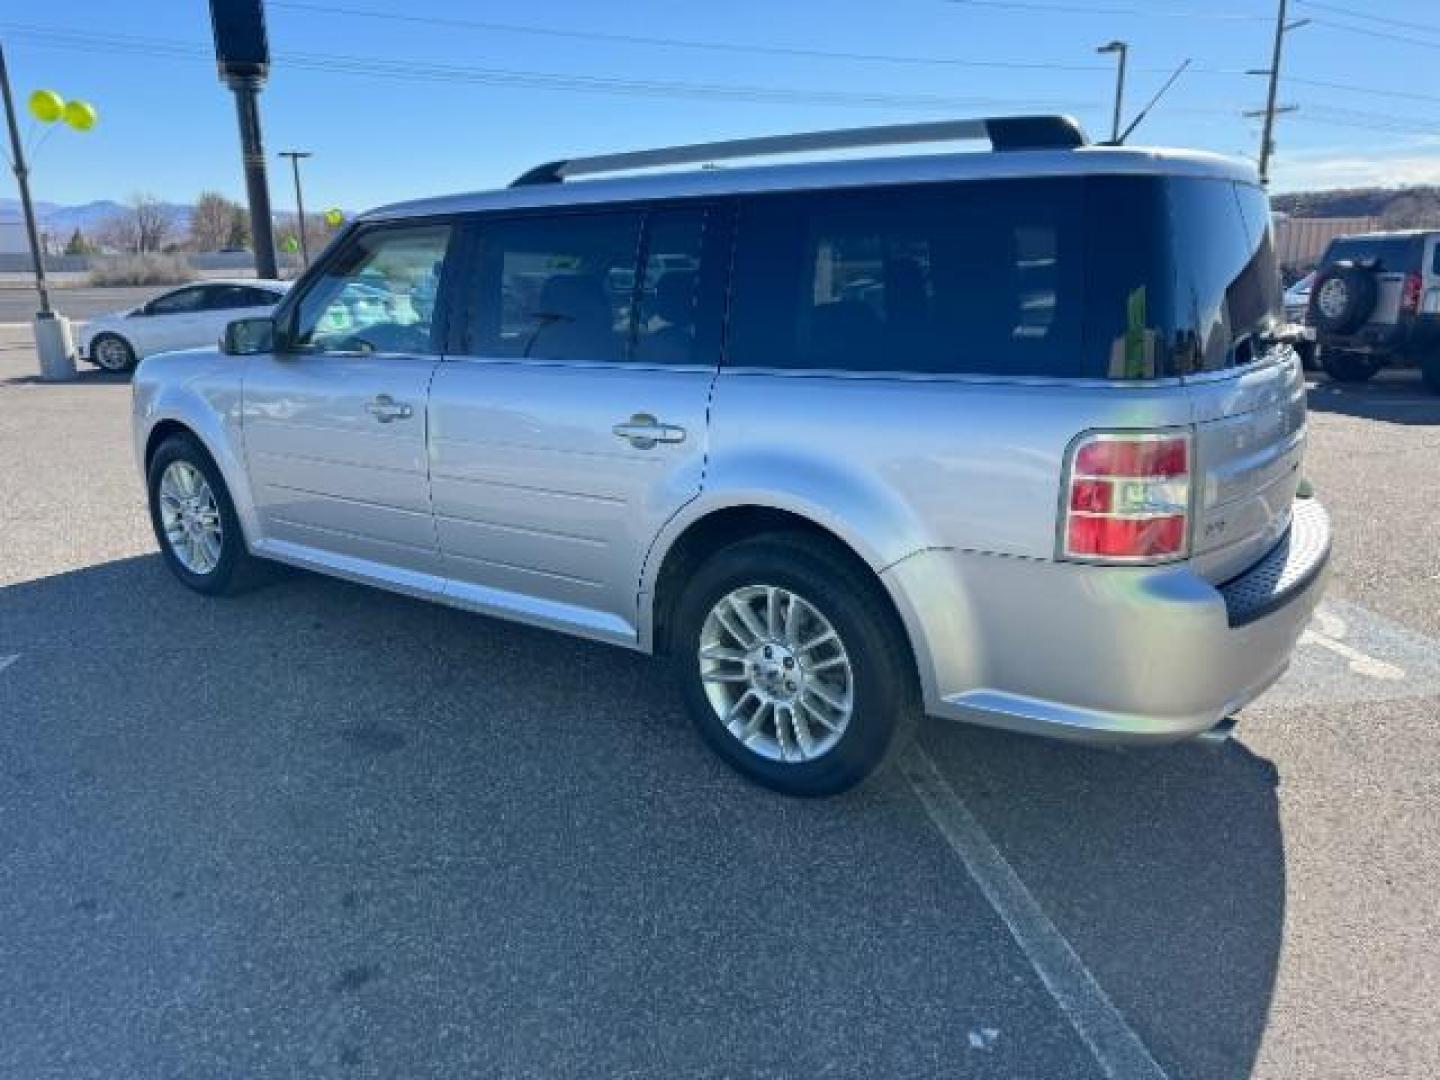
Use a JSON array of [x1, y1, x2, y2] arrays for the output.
[[2, 324, 1438, 1079]]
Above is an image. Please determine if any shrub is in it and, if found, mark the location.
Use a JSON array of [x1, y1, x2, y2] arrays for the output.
[[87, 254, 195, 287]]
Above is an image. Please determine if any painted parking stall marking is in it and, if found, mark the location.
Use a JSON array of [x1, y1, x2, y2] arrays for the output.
[[902, 745, 1171, 1080], [0, 654, 19, 676], [1262, 598, 1440, 708]]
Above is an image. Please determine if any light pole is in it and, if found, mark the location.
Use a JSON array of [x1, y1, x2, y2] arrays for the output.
[[0, 44, 97, 381], [210, 0, 278, 279], [279, 150, 312, 269], [1096, 40, 1128, 144]]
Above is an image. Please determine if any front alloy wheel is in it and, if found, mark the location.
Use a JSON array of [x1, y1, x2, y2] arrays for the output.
[[146, 433, 263, 596], [158, 460, 224, 575]]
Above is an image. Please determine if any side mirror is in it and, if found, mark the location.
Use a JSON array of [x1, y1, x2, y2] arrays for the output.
[[222, 316, 277, 356]]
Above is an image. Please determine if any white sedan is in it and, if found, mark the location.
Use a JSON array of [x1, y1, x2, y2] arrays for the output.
[[79, 279, 290, 373]]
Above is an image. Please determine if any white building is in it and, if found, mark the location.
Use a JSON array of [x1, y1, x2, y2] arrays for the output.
[[0, 220, 31, 255]]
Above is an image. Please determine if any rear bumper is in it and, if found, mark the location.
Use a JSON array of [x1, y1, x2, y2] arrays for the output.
[[1320, 316, 1440, 357], [884, 498, 1330, 744]]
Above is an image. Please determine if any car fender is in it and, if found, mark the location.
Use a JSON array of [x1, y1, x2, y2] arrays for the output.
[[131, 350, 260, 546], [635, 444, 936, 650]]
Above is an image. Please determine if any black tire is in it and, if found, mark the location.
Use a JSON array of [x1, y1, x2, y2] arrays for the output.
[[1311, 263, 1378, 335], [146, 433, 261, 596], [1322, 349, 1382, 383], [1421, 353, 1440, 395], [90, 333, 137, 373], [1295, 340, 1318, 372], [671, 532, 919, 797]]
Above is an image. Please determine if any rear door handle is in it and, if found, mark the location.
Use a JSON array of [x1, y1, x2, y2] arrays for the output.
[[612, 413, 686, 449], [365, 394, 414, 423]]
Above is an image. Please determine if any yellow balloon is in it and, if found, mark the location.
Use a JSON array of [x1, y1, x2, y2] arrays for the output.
[[324, 208, 344, 227], [62, 100, 98, 132], [28, 89, 65, 124]]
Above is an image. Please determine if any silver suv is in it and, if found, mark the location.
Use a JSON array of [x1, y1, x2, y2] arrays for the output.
[[133, 117, 1330, 795]]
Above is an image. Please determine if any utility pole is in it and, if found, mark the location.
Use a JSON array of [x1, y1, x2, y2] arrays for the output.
[[279, 150, 312, 268], [1096, 40, 1128, 144], [1251, 0, 1311, 185]]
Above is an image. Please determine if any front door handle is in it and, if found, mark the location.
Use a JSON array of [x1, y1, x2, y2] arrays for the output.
[[365, 394, 414, 423], [612, 413, 686, 449]]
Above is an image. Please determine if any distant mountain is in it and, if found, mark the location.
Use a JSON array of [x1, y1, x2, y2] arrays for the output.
[[0, 198, 192, 235]]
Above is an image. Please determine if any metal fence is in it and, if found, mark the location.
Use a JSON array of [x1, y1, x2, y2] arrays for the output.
[[0, 251, 303, 274]]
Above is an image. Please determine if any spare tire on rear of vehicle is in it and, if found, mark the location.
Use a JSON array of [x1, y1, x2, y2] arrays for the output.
[[1311, 261, 1378, 335]]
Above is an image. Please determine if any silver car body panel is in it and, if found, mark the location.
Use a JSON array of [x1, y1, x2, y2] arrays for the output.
[[132, 142, 1328, 744]]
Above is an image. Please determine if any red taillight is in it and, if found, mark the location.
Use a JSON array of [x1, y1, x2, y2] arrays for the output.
[[1062, 432, 1191, 563], [1402, 272, 1423, 315]]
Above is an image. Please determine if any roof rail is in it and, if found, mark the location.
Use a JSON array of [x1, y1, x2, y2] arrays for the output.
[[510, 115, 1087, 187]]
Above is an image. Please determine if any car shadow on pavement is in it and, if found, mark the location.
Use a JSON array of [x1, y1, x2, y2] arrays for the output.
[[0, 368, 129, 389], [1306, 377, 1440, 424], [919, 717, 1285, 1080], [0, 553, 1284, 1078]]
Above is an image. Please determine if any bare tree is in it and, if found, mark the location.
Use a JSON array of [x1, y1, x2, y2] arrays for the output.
[[128, 192, 176, 254], [189, 191, 242, 252], [274, 212, 332, 259], [226, 205, 250, 250], [95, 211, 140, 254]]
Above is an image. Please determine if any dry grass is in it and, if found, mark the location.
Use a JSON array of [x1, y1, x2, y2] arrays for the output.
[[87, 254, 195, 287]]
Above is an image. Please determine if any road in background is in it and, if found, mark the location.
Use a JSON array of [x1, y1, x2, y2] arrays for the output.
[[0, 285, 156, 323], [2, 328, 1437, 1079]]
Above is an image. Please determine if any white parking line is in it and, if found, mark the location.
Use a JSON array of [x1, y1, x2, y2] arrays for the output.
[[0, 653, 19, 676], [902, 745, 1170, 1080]]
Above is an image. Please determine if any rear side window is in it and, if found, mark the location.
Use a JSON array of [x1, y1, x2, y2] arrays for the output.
[[1167, 177, 1280, 373], [148, 287, 207, 315], [466, 207, 711, 365], [474, 212, 640, 362], [728, 180, 1085, 377]]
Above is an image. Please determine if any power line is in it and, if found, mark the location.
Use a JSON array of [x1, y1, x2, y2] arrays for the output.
[[1293, 0, 1440, 36], [942, 0, 1270, 20], [1308, 16, 1440, 49], [1286, 74, 1440, 106], [269, 0, 1109, 72], [0, 24, 1096, 112]]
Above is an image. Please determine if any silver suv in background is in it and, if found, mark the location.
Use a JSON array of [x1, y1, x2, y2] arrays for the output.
[[1308, 229, 1440, 392], [132, 117, 1330, 796]]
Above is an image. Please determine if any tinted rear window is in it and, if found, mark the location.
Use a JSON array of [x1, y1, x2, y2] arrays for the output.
[[727, 174, 1277, 380], [1323, 236, 1418, 272]]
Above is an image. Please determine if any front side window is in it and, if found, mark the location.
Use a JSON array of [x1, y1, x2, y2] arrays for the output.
[[291, 223, 451, 355]]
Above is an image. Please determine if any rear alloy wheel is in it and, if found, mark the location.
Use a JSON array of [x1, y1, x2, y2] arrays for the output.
[[673, 533, 918, 796], [90, 333, 137, 373], [1321, 350, 1382, 384]]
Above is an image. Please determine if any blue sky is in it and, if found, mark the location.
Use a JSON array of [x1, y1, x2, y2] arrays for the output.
[[5, 0, 1440, 213]]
